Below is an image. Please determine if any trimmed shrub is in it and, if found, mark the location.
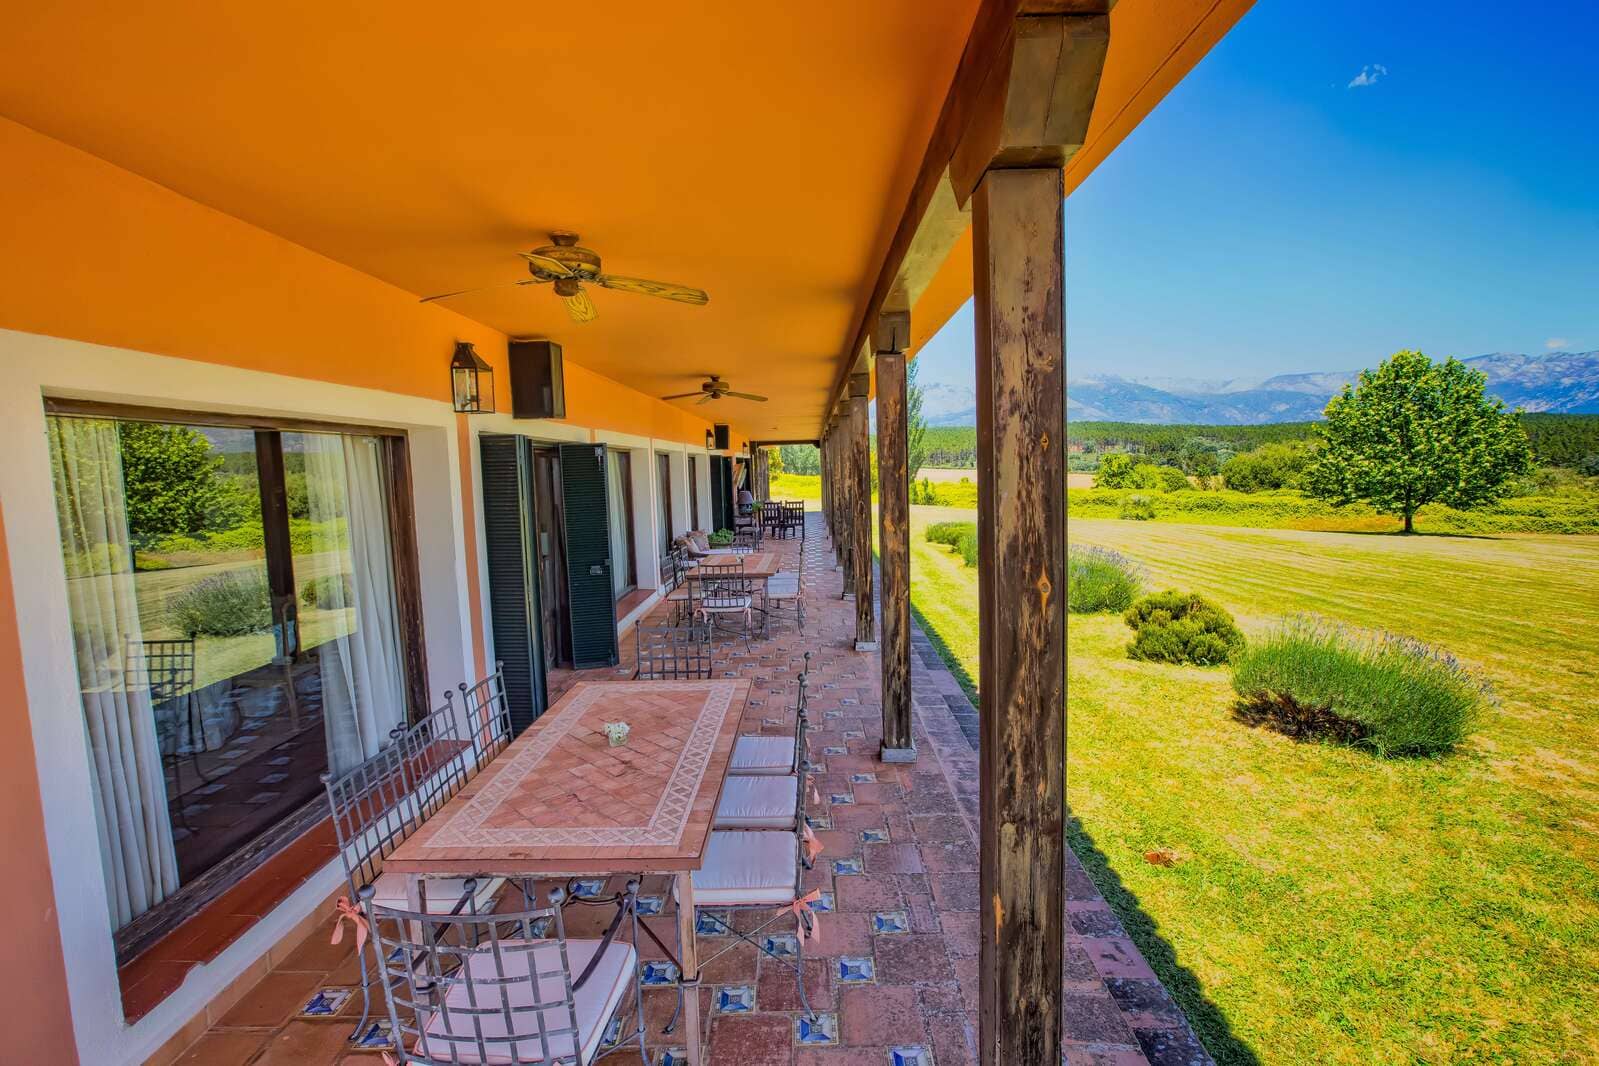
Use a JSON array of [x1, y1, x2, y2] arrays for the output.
[[300, 572, 354, 609], [1231, 616, 1486, 756], [168, 570, 272, 636], [708, 528, 734, 547], [1067, 547, 1142, 613], [1119, 494, 1156, 521], [1124, 590, 1244, 666], [926, 520, 975, 547], [954, 529, 978, 567]]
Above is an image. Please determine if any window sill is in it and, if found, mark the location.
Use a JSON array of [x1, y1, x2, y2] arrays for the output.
[[117, 818, 338, 1024]]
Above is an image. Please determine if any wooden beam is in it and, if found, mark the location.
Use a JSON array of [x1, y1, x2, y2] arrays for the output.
[[848, 371, 875, 649], [821, 3, 1109, 427], [875, 312, 914, 761], [975, 166, 1067, 1066]]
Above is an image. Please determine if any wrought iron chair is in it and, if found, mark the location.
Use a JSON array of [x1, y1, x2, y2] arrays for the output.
[[126, 637, 208, 827], [633, 623, 713, 680], [324, 733, 491, 1041], [730, 655, 811, 777], [449, 664, 515, 776], [690, 562, 756, 652], [361, 880, 649, 1065], [761, 547, 805, 636], [730, 526, 760, 553], [714, 668, 810, 833]]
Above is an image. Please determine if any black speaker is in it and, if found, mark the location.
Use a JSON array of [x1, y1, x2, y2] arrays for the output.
[[713, 423, 730, 451], [508, 340, 566, 419]]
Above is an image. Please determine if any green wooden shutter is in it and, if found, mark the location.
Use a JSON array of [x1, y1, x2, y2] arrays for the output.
[[478, 434, 548, 733], [558, 443, 619, 668]]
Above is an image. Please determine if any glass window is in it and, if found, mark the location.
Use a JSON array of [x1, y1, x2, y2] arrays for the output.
[[48, 414, 415, 931]]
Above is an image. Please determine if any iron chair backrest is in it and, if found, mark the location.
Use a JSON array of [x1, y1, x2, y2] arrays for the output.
[[693, 564, 752, 611], [391, 698, 480, 824], [124, 636, 195, 703], [363, 883, 615, 1066], [452, 664, 515, 774], [323, 740, 421, 898], [634, 624, 714, 680], [730, 527, 759, 553]]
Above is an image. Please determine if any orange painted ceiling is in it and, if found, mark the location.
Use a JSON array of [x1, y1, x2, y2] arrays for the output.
[[0, 2, 1251, 439], [0, 1, 980, 440]]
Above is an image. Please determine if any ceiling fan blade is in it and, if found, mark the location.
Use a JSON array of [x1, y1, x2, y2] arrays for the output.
[[594, 274, 709, 306], [564, 289, 598, 323], [696, 394, 716, 405], [659, 392, 705, 401], [519, 251, 575, 278], [419, 278, 537, 303], [724, 391, 769, 402]]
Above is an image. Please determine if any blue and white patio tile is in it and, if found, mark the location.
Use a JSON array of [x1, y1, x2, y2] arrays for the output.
[[696, 909, 733, 936], [299, 987, 352, 1017], [806, 813, 833, 830], [872, 911, 911, 935], [640, 960, 681, 986], [762, 933, 799, 958], [823, 745, 848, 755], [570, 878, 607, 898], [599, 1014, 624, 1047], [829, 793, 856, 806], [636, 894, 665, 916], [837, 955, 875, 983], [811, 891, 836, 913], [850, 772, 878, 784], [656, 1050, 689, 1066], [795, 1011, 839, 1046], [714, 985, 756, 1013], [890, 1046, 934, 1066], [842, 730, 866, 740], [351, 1019, 394, 1049], [832, 857, 864, 876], [861, 827, 890, 843]]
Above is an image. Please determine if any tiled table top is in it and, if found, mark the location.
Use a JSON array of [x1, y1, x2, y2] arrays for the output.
[[388, 678, 749, 876]]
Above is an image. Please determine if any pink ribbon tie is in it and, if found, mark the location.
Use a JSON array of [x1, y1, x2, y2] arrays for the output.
[[330, 896, 370, 956], [801, 822, 826, 865], [776, 888, 824, 944]]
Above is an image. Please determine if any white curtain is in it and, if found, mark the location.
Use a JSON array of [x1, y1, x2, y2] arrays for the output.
[[305, 435, 406, 773], [48, 416, 180, 929]]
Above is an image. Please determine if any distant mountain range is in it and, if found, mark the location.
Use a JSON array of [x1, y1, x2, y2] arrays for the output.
[[919, 351, 1599, 426]]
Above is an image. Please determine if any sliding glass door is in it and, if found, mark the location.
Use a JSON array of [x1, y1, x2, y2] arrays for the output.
[[605, 450, 637, 597], [47, 409, 420, 940]]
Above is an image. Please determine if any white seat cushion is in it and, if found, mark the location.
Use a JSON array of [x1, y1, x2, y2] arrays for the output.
[[715, 774, 798, 829], [765, 576, 800, 598], [691, 831, 799, 906], [372, 872, 504, 915], [730, 734, 795, 775], [417, 938, 636, 1064]]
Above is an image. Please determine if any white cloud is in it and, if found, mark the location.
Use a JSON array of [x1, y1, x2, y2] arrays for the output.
[[1347, 63, 1388, 88], [1546, 337, 1571, 350]]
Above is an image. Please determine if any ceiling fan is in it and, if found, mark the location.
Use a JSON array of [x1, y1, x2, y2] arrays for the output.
[[419, 231, 709, 323], [660, 375, 768, 404]]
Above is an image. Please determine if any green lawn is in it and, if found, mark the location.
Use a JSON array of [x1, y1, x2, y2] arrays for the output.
[[909, 505, 1599, 1064]]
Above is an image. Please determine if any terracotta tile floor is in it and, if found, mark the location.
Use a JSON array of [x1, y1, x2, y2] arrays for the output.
[[159, 514, 1207, 1066]]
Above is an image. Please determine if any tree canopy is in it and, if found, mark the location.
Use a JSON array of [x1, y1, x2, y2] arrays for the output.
[[1303, 350, 1532, 533]]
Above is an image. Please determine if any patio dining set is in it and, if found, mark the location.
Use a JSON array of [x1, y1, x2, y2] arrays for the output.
[[320, 519, 819, 1066]]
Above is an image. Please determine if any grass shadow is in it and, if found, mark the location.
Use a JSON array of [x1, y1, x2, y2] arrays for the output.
[[909, 598, 978, 705], [1068, 814, 1261, 1066]]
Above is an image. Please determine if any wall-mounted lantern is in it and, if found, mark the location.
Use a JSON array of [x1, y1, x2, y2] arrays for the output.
[[450, 341, 495, 414], [705, 429, 715, 451]]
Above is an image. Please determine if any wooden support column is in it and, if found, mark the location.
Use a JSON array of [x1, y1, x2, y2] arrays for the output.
[[836, 414, 856, 593], [962, 11, 1106, 1066], [975, 165, 1067, 1066], [847, 371, 875, 648], [875, 312, 914, 760]]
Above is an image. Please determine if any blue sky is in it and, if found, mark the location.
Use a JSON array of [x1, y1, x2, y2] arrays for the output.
[[914, 0, 1599, 393]]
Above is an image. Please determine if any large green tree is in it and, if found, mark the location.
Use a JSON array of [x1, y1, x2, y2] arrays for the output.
[[906, 359, 929, 484], [1303, 350, 1531, 533], [117, 422, 241, 544]]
